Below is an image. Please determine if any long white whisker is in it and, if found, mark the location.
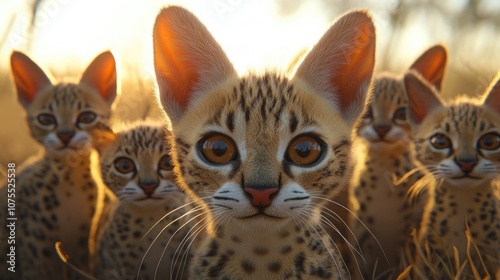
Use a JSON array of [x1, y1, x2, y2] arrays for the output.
[[170, 212, 211, 280], [176, 209, 230, 278], [312, 195, 390, 267], [151, 208, 206, 280], [141, 197, 207, 240], [294, 209, 346, 280], [136, 204, 204, 280]]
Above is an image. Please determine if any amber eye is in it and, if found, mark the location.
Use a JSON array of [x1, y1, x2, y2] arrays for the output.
[[158, 155, 173, 170], [285, 135, 325, 166], [430, 133, 451, 149], [478, 132, 500, 150], [37, 113, 56, 126], [393, 107, 407, 122], [114, 157, 136, 174], [198, 134, 237, 165], [77, 111, 96, 124]]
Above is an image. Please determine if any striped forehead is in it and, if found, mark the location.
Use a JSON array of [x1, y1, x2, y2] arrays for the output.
[[438, 103, 494, 134], [117, 126, 168, 157], [42, 84, 91, 112], [205, 73, 317, 134], [371, 77, 406, 105]]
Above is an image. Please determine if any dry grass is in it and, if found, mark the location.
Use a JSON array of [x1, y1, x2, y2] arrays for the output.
[[397, 227, 498, 280]]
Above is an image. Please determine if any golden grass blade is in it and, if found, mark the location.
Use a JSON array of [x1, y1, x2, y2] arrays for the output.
[[465, 223, 490, 280], [55, 242, 96, 280], [395, 265, 412, 280]]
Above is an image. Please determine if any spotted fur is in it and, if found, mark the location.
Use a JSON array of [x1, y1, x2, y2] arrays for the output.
[[95, 122, 194, 279], [0, 51, 116, 279], [153, 6, 375, 279], [349, 45, 447, 278], [404, 71, 500, 278]]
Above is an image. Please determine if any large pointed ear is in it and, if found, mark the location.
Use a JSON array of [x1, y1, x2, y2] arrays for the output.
[[80, 51, 117, 104], [293, 10, 375, 126], [403, 70, 445, 127], [482, 73, 500, 114], [10, 51, 53, 108], [153, 6, 237, 123], [409, 44, 447, 91]]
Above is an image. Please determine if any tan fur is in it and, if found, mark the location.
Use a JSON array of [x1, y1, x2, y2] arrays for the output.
[[0, 51, 116, 279], [153, 6, 375, 279], [94, 122, 194, 279], [348, 45, 447, 278], [405, 71, 500, 278]]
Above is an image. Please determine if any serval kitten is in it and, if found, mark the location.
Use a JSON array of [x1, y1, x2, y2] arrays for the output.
[[153, 6, 375, 279], [404, 71, 500, 278], [6, 51, 116, 279], [95, 122, 193, 280], [348, 45, 447, 278]]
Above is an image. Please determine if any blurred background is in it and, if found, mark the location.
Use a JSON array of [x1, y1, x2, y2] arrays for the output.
[[1, 0, 500, 180]]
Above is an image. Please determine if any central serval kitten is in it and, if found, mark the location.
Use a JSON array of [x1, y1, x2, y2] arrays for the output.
[[5, 51, 116, 279], [95, 122, 194, 280], [153, 6, 375, 279], [348, 45, 447, 278], [404, 71, 500, 278]]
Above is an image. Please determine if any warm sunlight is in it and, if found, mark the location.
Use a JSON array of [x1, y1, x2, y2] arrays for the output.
[[1, 1, 500, 279], [2, 0, 331, 76]]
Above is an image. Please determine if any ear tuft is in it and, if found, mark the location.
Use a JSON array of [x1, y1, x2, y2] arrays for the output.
[[153, 6, 237, 122], [409, 44, 447, 91], [80, 51, 117, 104], [293, 10, 376, 125], [10, 51, 53, 108], [403, 70, 444, 127]]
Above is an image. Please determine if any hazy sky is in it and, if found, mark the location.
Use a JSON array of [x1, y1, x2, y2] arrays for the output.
[[1, 0, 500, 97]]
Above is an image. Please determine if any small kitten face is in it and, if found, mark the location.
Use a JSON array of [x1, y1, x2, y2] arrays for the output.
[[413, 100, 500, 188], [153, 7, 376, 234], [10, 51, 117, 158], [100, 124, 183, 207], [27, 84, 112, 156], [171, 74, 353, 228], [359, 75, 411, 148], [405, 71, 500, 189]]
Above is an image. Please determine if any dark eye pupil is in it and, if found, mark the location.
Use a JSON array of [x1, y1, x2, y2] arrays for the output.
[[294, 142, 312, 158], [484, 138, 493, 146], [38, 114, 54, 124], [211, 141, 228, 157]]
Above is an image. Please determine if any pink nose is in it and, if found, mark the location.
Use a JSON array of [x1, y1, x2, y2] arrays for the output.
[[456, 159, 477, 173], [374, 125, 390, 138], [57, 131, 75, 145], [142, 185, 156, 195], [244, 188, 279, 208]]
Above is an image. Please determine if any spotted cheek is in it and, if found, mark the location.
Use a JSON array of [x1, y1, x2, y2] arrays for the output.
[[104, 167, 134, 193], [155, 179, 182, 195], [118, 181, 144, 201], [210, 182, 255, 217], [182, 159, 227, 198], [266, 183, 312, 218], [474, 159, 499, 178]]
